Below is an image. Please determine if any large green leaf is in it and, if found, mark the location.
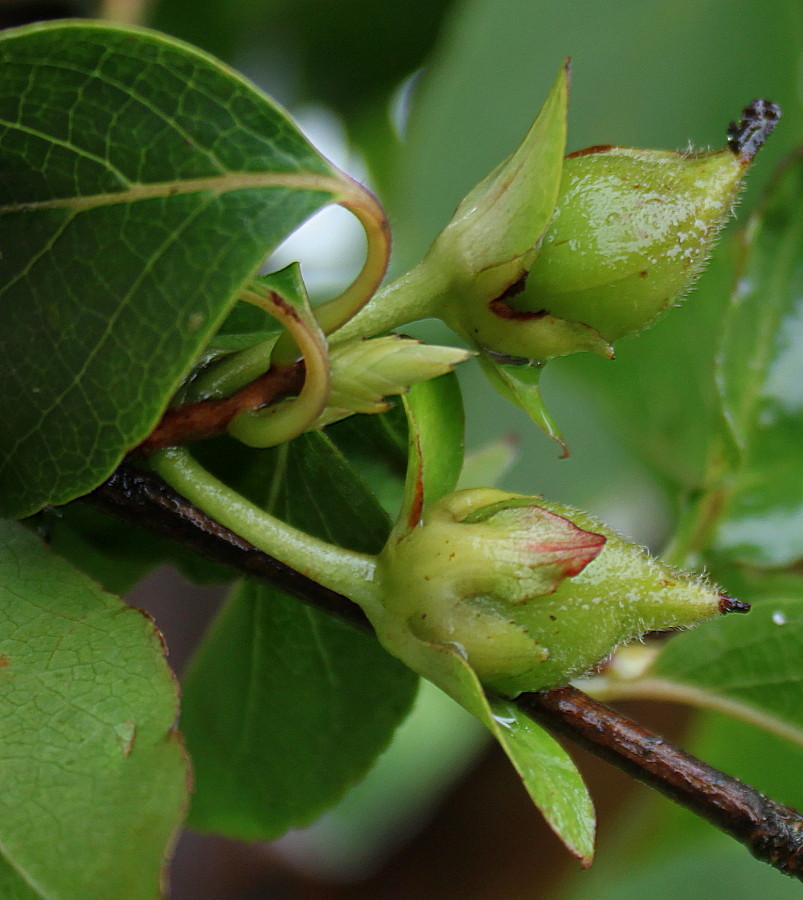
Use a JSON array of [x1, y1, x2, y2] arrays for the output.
[[0, 520, 188, 899], [30, 500, 231, 595], [183, 579, 417, 839], [0, 21, 346, 519], [195, 429, 393, 554], [711, 151, 803, 566], [325, 403, 408, 516], [181, 429, 418, 838]]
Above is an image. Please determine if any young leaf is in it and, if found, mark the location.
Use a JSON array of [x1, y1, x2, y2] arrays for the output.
[[364, 610, 596, 863], [0, 521, 188, 899], [181, 431, 418, 838], [476, 355, 568, 454], [311, 334, 471, 429], [712, 150, 803, 566], [182, 579, 418, 839], [392, 373, 465, 538], [0, 22, 354, 519]]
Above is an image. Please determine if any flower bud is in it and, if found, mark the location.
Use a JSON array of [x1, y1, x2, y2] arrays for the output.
[[509, 145, 745, 344], [377, 489, 746, 696], [452, 101, 780, 360]]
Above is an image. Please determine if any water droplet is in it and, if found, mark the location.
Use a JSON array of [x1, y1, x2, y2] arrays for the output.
[[491, 713, 516, 729], [772, 611, 787, 626]]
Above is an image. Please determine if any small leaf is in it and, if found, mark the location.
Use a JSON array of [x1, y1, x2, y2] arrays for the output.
[[0, 521, 188, 899], [182, 579, 418, 839], [476, 354, 568, 453], [365, 610, 595, 862], [313, 334, 470, 428], [488, 698, 596, 863], [457, 434, 519, 489], [0, 22, 351, 518], [393, 373, 465, 537], [712, 150, 803, 566]]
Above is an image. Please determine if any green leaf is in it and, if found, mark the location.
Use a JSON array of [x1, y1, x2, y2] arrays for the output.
[[152, 0, 456, 119], [364, 611, 596, 861], [711, 151, 803, 566], [195, 429, 392, 554], [457, 434, 519, 489], [182, 430, 418, 838], [488, 698, 596, 861], [0, 520, 188, 899], [183, 579, 417, 839], [393, 373, 465, 537], [0, 21, 347, 519], [325, 404, 408, 516], [476, 354, 568, 454]]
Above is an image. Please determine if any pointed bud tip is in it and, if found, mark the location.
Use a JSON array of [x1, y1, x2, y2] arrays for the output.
[[727, 99, 781, 163], [719, 594, 751, 614]]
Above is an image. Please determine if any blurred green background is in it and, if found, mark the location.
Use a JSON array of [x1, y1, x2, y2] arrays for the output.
[[4, 0, 801, 896]]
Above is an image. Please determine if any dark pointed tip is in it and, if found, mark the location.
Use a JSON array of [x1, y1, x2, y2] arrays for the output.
[[719, 594, 751, 614], [727, 99, 782, 162]]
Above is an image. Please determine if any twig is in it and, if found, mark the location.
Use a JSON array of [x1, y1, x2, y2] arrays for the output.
[[87, 465, 803, 881], [135, 361, 305, 454], [86, 463, 367, 630], [517, 687, 803, 877]]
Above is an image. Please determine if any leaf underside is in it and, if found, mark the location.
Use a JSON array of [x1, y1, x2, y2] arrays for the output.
[[0, 521, 188, 900]]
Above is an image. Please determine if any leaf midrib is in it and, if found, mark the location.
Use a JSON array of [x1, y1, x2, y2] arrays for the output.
[[0, 171, 345, 214]]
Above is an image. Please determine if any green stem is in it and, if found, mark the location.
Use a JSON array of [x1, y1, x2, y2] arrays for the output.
[[329, 257, 452, 345], [150, 447, 378, 606], [187, 337, 278, 402], [662, 442, 732, 568], [227, 287, 331, 448]]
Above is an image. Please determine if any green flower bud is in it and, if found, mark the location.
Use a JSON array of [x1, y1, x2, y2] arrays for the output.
[[511, 152, 741, 344], [377, 489, 748, 696], [455, 100, 780, 360]]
